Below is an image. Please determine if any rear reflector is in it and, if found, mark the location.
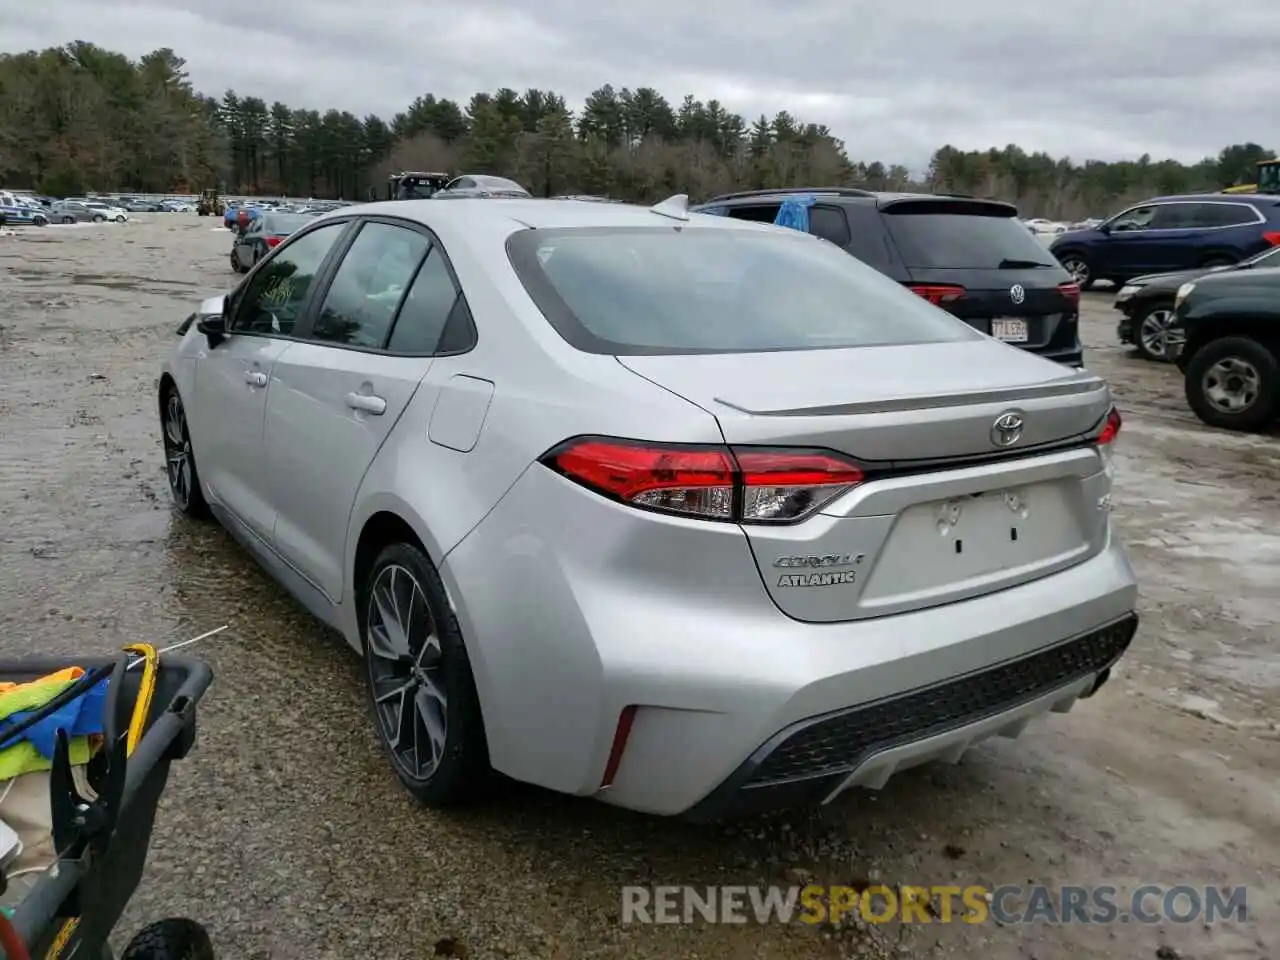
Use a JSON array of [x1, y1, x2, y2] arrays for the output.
[[540, 437, 864, 523], [907, 283, 965, 306], [1263, 231, 1280, 247], [600, 705, 638, 789], [1097, 407, 1122, 445], [265, 235, 283, 248]]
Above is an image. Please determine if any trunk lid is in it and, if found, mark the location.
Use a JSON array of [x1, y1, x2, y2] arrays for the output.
[[619, 344, 1114, 622]]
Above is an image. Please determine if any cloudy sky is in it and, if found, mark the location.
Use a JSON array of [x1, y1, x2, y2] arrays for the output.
[[9, 0, 1277, 170]]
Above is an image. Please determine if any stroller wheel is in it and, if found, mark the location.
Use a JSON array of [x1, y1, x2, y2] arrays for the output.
[[120, 918, 214, 960]]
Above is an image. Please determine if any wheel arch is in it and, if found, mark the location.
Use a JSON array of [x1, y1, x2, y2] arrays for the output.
[[1183, 319, 1280, 367], [347, 502, 498, 740]]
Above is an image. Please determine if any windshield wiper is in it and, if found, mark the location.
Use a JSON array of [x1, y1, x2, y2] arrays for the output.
[[998, 258, 1054, 269]]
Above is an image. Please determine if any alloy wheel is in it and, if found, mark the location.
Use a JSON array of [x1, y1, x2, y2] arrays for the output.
[[366, 564, 448, 782], [1202, 358, 1261, 414], [162, 393, 194, 508], [1137, 308, 1182, 361], [1062, 256, 1090, 285]]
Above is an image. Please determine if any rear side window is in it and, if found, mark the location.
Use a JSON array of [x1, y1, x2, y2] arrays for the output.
[[882, 201, 1057, 269], [505, 226, 980, 355], [809, 205, 851, 246], [1189, 203, 1259, 228]]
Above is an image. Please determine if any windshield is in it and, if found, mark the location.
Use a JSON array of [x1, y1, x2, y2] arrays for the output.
[[882, 202, 1056, 269], [506, 226, 981, 355]]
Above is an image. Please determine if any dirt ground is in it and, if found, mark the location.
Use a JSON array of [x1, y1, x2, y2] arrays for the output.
[[0, 217, 1275, 960]]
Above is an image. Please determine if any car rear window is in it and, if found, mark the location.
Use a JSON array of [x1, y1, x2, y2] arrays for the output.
[[505, 226, 981, 355], [882, 200, 1056, 270], [264, 214, 313, 234]]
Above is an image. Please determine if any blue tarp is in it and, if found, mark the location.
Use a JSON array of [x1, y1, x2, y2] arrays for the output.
[[0, 677, 109, 758], [773, 194, 815, 232]]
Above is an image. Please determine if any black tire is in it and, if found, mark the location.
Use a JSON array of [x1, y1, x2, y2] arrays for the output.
[[230, 251, 245, 273], [1057, 251, 1094, 290], [1131, 300, 1179, 363], [1184, 337, 1279, 432], [360, 540, 492, 806], [34, 216, 47, 227], [62, 215, 75, 224], [92, 213, 105, 223], [1201, 255, 1235, 269], [120, 918, 215, 960], [160, 386, 211, 519]]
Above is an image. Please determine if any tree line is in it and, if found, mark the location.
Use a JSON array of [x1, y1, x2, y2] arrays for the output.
[[0, 42, 1274, 221]]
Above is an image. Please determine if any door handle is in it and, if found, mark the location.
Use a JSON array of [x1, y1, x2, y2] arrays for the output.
[[345, 392, 386, 415], [244, 371, 268, 387]]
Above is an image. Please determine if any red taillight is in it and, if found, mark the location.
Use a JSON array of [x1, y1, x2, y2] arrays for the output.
[[1058, 281, 1081, 305], [264, 235, 283, 248], [907, 283, 966, 306], [1097, 407, 1122, 445], [541, 437, 865, 523], [1263, 231, 1280, 247]]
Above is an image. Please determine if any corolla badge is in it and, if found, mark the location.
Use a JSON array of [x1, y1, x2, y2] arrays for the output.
[[990, 410, 1024, 447], [1009, 284, 1026, 304]]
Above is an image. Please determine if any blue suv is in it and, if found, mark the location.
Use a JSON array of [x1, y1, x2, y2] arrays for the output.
[[1049, 194, 1280, 289]]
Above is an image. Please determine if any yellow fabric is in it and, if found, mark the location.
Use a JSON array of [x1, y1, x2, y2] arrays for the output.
[[0, 738, 93, 780], [0, 668, 94, 780], [0, 668, 84, 720]]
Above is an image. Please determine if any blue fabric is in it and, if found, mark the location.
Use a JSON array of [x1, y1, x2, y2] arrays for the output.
[[0, 677, 109, 758], [773, 194, 815, 232]]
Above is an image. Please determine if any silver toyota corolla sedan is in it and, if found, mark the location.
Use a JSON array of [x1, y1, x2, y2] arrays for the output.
[[159, 196, 1138, 818]]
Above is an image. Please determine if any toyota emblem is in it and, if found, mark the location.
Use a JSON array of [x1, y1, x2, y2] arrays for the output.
[[1009, 284, 1026, 305], [990, 411, 1024, 447]]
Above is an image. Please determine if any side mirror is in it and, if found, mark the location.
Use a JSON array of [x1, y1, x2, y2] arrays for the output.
[[197, 314, 227, 347], [1097, 222, 1111, 234]]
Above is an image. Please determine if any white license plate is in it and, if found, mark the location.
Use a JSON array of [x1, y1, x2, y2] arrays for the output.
[[992, 319, 1029, 342]]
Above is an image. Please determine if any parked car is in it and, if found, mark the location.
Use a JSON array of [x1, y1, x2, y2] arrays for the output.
[[83, 200, 129, 222], [1114, 244, 1280, 362], [160, 199, 195, 213], [1050, 194, 1280, 290], [1172, 264, 1280, 432], [0, 198, 49, 227], [224, 204, 263, 230], [230, 212, 315, 272], [436, 174, 531, 199], [49, 200, 106, 223], [159, 196, 1137, 818], [120, 198, 164, 212], [694, 188, 1084, 366]]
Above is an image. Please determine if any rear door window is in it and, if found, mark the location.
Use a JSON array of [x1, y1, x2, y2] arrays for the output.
[[309, 222, 429, 349], [881, 201, 1057, 269], [1149, 203, 1200, 229], [724, 203, 783, 224]]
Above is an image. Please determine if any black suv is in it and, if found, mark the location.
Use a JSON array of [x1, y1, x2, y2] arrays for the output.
[[693, 188, 1083, 366]]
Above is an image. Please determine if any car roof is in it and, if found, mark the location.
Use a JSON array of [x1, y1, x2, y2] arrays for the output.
[[1147, 193, 1278, 203], [329, 197, 773, 234]]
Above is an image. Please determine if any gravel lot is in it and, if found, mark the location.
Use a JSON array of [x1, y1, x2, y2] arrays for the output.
[[0, 217, 1276, 960]]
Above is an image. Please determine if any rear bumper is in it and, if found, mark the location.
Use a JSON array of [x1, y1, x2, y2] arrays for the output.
[[448, 463, 1139, 817], [683, 612, 1136, 820]]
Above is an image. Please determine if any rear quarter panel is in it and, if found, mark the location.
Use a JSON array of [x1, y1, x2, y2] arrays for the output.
[[340, 215, 724, 652]]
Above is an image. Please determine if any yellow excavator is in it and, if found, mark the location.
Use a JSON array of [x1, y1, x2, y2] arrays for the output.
[[1221, 158, 1280, 194], [196, 188, 226, 216]]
